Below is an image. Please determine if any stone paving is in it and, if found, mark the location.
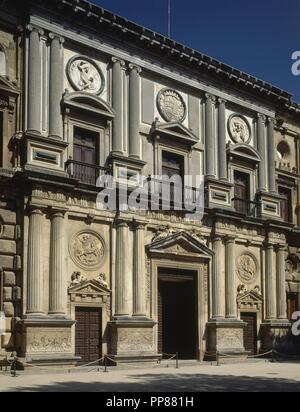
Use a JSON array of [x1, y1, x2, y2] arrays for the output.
[[0, 360, 300, 392]]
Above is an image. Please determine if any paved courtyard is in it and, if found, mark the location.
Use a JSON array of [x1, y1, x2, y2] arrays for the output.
[[0, 360, 300, 392]]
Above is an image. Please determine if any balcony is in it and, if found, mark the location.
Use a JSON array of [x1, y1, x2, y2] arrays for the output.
[[65, 160, 112, 186], [232, 197, 260, 217]]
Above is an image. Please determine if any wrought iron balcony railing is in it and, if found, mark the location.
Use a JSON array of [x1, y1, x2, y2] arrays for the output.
[[65, 160, 112, 186], [232, 197, 260, 217]]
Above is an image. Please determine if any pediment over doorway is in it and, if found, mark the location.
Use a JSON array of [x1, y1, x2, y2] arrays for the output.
[[147, 231, 213, 259], [237, 289, 263, 311], [68, 278, 111, 304]]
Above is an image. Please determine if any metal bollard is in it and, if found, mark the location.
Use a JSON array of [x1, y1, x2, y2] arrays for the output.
[[175, 352, 179, 369], [104, 355, 108, 373], [11, 356, 17, 377], [216, 352, 220, 366]]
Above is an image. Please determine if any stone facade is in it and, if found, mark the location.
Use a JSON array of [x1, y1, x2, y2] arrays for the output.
[[0, 0, 299, 363]]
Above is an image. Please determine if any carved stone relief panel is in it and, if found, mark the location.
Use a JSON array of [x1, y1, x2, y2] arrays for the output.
[[228, 114, 251, 144], [236, 253, 258, 284], [66, 55, 105, 95], [157, 88, 186, 123], [27, 328, 72, 354], [69, 230, 106, 270]]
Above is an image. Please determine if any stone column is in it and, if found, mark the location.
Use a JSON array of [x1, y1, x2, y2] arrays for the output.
[[26, 209, 44, 315], [257, 114, 267, 191], [218, 98, 227, 180], [112, 57, 125, 155], [205, 93, 216, 178], [49, 211, 67, 316], [27, 25, 43, 135], [267, 117, 276, 193], [265, 243, 277, 320], [133, 223, 147, 317], [212, 237, 225, 319], [225, 236, 237, 318], [129, 64, 141, 159], [115, 221, 130, 316], [276, 245, 288, 320], [49, 33, 64, 139]]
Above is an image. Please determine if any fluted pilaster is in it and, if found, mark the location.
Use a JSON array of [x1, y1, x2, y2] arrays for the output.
[[133, 223, 146, 317], [265, 243, 277, 320], [257, 114, 266, 191], [276, 245, 288, 320], [205, 93, 216, 178], [129, 64, 141, 159], [49, 33, 64, 138], [27, 25, 43, 135], [115, 221, 130, 316], [49, 211, 67, 315], [26, 209, 44, 315], [218, 98, 227, 180], [112, 57, 125, 155], [225, 236, 237, 318], [267, 117, 276, 193], [212, 237, 225, 319]]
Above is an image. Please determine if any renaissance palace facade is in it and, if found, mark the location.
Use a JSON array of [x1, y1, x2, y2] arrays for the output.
[[0, 0, 299, 364]]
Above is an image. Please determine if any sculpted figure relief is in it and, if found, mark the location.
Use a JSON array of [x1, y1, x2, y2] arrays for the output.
[[70, 231, 105, 270], [236, 253, 257, 283], [67, 56, 105, 95], [228, 115, 251, 144]]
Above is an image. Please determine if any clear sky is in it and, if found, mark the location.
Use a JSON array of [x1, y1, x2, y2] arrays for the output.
[[90, 0, 300, 102]]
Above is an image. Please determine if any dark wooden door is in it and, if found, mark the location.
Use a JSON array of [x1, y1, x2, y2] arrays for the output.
[[241, 312, 257, 354], [158, 272, 196, 359], [75, 307, 102, 363], [287, 293, 298, 320], [234, 172, 249, 214], [162, 152, 184, 202]]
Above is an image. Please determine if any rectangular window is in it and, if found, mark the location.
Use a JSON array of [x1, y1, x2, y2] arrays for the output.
[[234, 171, 250, 214], [278, 186, 292, 223], [72, 127, 99, 185]]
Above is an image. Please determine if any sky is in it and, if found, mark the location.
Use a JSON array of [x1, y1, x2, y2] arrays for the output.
[[90, 0, 300, 102]]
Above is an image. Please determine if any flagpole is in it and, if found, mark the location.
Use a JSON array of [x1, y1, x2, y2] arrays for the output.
[[168, 0, 171, 38]]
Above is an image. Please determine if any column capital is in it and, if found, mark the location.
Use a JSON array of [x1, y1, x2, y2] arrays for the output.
[[27, 206, 43, 217], [224, 235, 235, 244], [133, 220, 146, 230], [205, 93, 216, 103], [112, 56, 126, 67], [217, 97, 227, 105], [264, 241, 275, 250], [50, 209, 66, 220], [274, 243, 288, 252], [267, 116, 276, 125], [115, 219, 129, 229], [26, 24, 44, 36], [49, 32, 65, 44], [257, 113, 266, 122], [128, 63, 142, 74]]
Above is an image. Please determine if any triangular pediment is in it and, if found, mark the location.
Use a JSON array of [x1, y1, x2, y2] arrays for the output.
[[227, 143, 261, 164], [147, 231, 213, 259], [151, 121, 198, 145], [237, 290, 263, 304], [62, 91, 115, 119], [0, 75, 19, 96], [68, 279, 111, 296]]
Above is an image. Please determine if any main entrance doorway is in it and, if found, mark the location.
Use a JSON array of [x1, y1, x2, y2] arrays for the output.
[[75, 307, 102, 362], [241, 312, 257, 354], [158, 269, 197, 359]]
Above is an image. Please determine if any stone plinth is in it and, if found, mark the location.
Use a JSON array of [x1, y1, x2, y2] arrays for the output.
[[109, 319, 159, 363], [206, 320, 247, 358], [260, 321, 292, 353], [18, 318, 78, 365]]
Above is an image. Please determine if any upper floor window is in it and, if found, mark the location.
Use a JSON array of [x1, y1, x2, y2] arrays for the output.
[[278, 186, 292, 222], [162, 151, 184, 180], [0, 47, 6, 76], [234, 171, 250, 214]]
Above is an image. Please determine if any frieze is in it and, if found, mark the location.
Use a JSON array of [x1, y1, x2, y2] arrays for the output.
[[118, 328, 153, 352], [69, 230, 106, 270], [66, 55, 105, 96], [157, 88, 186, 123], [27, 331, 72, 353]]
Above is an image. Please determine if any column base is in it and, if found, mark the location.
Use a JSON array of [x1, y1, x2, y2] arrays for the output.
[[206, 318, 247, 358], [109, 318, 157, 361], [17, 318, 76, 363]]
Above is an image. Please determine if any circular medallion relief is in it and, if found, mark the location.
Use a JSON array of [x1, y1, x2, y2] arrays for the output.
[[236, 253, 258, 284], [69, 230, 106, 270], [228, 114, 251, 144], [66, 55, 105, 96], [157, 88, 186, 123]]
